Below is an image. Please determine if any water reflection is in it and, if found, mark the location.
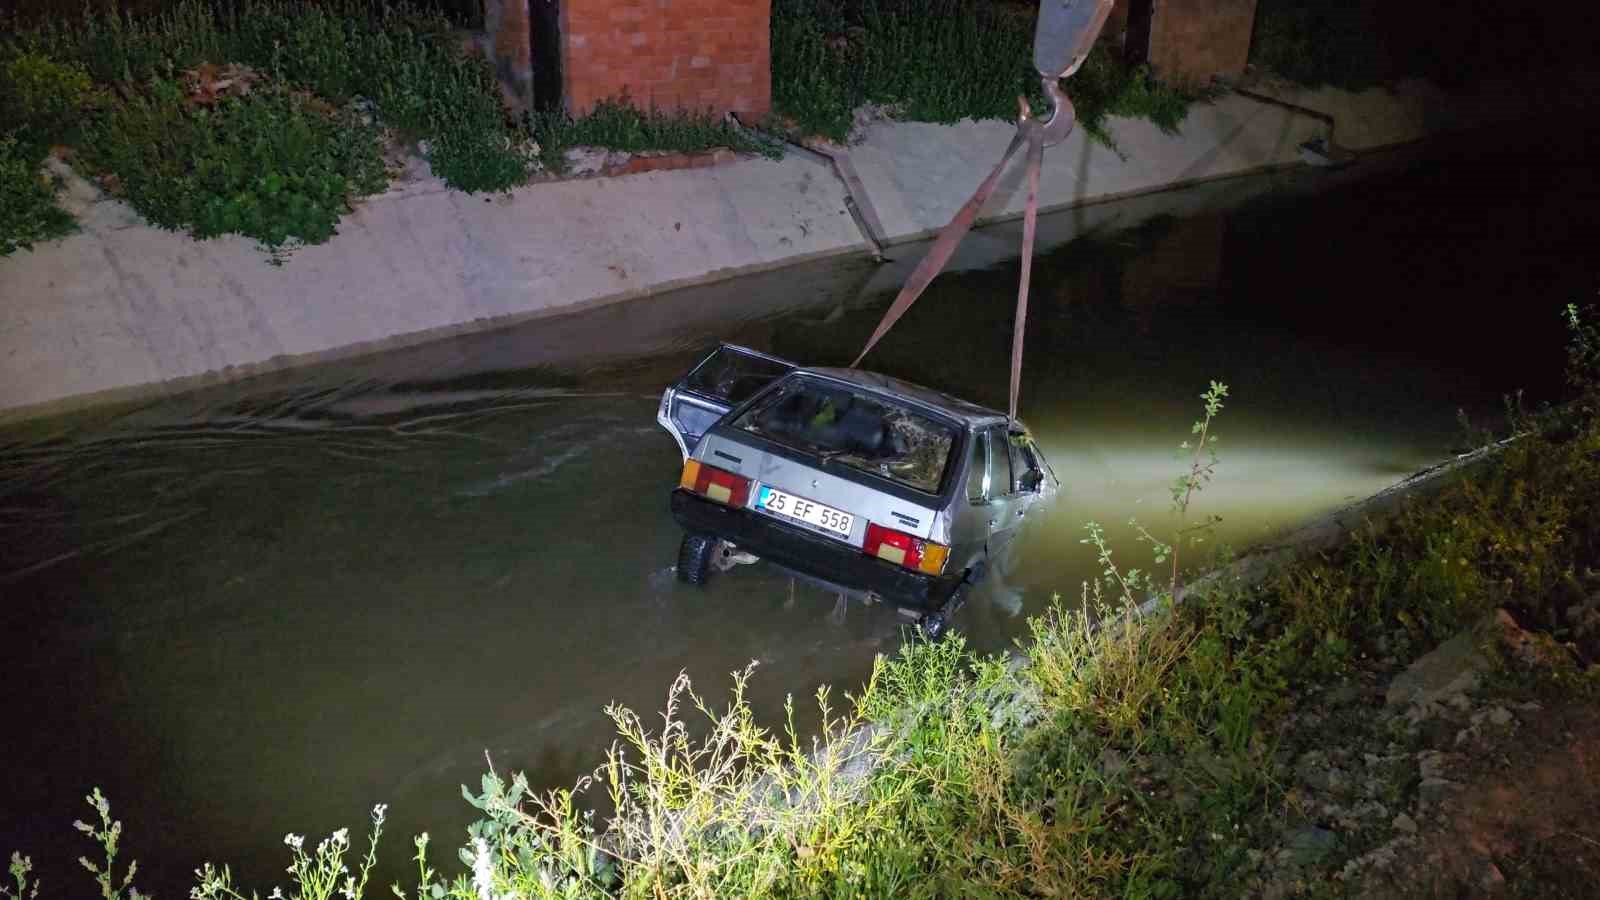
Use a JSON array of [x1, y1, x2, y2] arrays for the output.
[[2, 130, 1594, 898]]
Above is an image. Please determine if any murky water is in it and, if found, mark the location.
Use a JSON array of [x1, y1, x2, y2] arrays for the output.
[[3, 126, 1595, 895]]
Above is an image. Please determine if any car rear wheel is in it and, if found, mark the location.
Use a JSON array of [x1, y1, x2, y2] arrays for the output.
[[677, 532, 718, 585], [918, 585, 967, 641]]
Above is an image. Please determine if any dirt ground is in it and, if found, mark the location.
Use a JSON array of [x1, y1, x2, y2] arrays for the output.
[[1361, 688, 1600, 898], [1241, 604, 1600, 900]]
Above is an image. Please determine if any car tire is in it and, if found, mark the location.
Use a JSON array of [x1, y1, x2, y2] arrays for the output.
[[677, 532, 718, 585]]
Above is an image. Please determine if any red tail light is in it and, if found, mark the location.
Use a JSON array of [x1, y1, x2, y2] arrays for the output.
[[679, 459, 751, 508], [864, 523, 949, 575]]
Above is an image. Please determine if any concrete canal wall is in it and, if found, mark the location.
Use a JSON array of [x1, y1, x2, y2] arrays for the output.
[[0, 72, 1573, 422]]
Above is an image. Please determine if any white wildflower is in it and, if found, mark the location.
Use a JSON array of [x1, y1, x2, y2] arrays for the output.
[[283, 834, 305, 852], [332, 828, 350, 847], [340, 875, 356, 899], [269, 888, 285, 900], [471, 838, 494, 900], [371, 803, 388, 825]]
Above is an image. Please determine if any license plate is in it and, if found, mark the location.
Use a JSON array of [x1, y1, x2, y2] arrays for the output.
[[756, 486, 854, 538]]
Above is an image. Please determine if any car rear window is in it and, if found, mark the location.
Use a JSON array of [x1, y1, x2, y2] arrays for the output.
[[683, 348, 793, 404], [733, 376, 958, 494]]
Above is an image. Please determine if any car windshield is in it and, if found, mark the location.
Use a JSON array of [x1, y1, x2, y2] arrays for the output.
[[733, 377, 957, 494]]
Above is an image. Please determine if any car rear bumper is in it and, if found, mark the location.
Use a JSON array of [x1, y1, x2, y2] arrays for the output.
[[670, 490, 961, 610]]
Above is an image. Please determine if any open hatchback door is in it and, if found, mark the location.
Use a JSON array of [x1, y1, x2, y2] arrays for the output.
[[656, 344, 796, 460]]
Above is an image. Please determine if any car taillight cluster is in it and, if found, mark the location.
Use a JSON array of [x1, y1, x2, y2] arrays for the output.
[[864, 522, 949, 576], [679, 459, 751, 508]]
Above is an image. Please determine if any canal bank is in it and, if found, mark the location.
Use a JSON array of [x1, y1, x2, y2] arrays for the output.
[[2, 68, 1587, 423]]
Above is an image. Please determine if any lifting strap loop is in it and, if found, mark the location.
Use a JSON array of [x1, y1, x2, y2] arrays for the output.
[[847, 120, 1049, 424], [848, 131, 1026, 370]]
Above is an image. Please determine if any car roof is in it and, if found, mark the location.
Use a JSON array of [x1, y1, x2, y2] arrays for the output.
[[800, 366, 1012, 429]]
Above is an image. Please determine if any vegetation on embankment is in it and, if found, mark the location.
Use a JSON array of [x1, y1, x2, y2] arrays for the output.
[[0, 0, 774, 257], [1, 0, 1208, 257], [770, 0, 1204, 145], [1249, 0, 1593, 91], [12, 303, 1600, 899], [0, 0, 530, 255]]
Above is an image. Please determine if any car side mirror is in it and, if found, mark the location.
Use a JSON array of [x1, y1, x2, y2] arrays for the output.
[[1020, 469, 1044, 493]]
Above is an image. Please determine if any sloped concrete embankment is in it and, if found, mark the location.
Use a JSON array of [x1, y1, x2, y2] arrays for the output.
[[0, 74, 1562, 422]]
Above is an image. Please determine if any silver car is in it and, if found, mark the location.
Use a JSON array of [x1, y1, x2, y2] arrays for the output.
[[658, 344, 1059, 638]]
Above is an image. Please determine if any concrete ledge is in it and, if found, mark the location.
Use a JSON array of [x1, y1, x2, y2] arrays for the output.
[[0, 73, 1579, 422]]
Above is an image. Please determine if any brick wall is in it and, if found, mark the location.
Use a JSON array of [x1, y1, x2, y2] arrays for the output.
[[1143, 0, 1258, 86], [560, 0, 771, 118]]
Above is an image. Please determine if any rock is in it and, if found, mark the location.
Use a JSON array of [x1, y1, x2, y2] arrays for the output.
[[1098, 747, 1128, 779], [1486, 706, 1513, 727], [1418, 777, 1460, 804], [1491, 607, 1577, 670], [1325, 682, 1362, 707], [1478, 859, 1506, 891], [1296, 751, 1338, 792], [1385, 632, 1489, 711], [1193, 752, 1235, 784], [1348, 800, 1388, 822], [1417, 751, 1455, 781], [1392, 812, 1418, 834], [1285, 826, 1338, 865]]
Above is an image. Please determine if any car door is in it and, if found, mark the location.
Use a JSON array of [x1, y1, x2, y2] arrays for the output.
[[980, 424, 1024, 562], [950, 424, 1018, 580], [947, 427, 997, 575], [657, 344, 795, 460], [973, 426, 1057, 579]]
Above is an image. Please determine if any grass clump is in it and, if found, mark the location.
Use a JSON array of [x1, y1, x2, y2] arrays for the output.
[[770, 0, 1205, 146], [530, 98, 784, 174]]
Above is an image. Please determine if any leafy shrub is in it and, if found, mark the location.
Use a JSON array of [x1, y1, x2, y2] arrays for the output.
[[77, 80, 386, 251], [0, 51, 95, 154], [770, 0, 1204, 145], [0, 134, 75, 256]]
